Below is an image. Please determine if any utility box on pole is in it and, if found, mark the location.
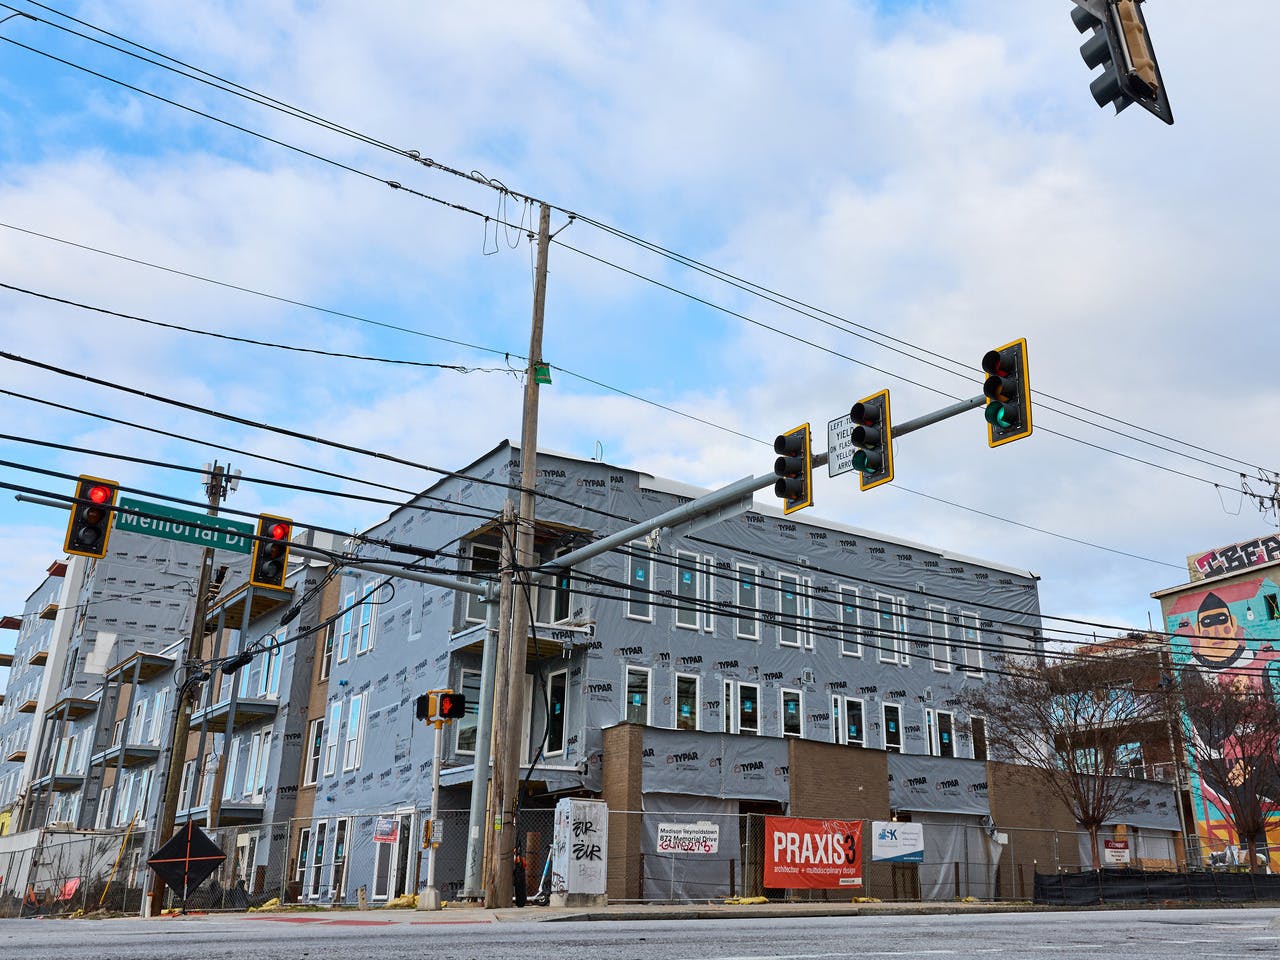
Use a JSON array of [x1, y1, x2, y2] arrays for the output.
[[550, 798, 608, 908]]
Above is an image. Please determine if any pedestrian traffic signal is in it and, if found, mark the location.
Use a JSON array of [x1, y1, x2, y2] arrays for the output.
[[249, 514, 292, 589], [438, 691, 466, 720], [1072, 0, 1172, 125], [982, 338, 1033, 447], [850, 390, 893, 491], [773, 424, 813, 515], [64, 475, 119, 559], [415, 690, 466, 723]]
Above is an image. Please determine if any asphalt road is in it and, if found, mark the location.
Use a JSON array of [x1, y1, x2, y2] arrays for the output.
[[3, 907, 1278, 960]]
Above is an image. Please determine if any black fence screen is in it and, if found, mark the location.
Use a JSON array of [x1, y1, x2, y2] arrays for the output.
[[1035, 868, 1280, 906]]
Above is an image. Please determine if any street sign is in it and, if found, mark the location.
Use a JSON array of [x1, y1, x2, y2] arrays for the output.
[[827, 414, 857, 477], [115, 497, 255, 554], [148, 821, 226, 901]]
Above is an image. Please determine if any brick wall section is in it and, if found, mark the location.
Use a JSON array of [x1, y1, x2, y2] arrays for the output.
[[788, 741, 895, 899], [601, 723, 644, 901], [987, 760, 1078, 898]]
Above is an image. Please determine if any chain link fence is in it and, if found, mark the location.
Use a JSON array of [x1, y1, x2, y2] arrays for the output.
[[0, 823, 150, 917]]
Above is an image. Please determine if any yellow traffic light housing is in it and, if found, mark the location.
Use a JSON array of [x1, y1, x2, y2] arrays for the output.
[[982, 338, 1033, 448], [850, 390, 894, 491], [64, 475, 119, 559], [773, 424, 813, 515]]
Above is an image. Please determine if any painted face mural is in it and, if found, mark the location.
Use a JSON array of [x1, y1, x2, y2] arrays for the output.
[[1190, 592, 1246, 670]]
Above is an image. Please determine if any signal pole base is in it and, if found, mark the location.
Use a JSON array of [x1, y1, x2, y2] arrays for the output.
[[417, 887, 442, 911]]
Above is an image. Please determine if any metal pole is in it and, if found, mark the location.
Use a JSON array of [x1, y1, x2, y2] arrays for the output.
[[461, 583, 501, 898], [421, 720, 444, 911]]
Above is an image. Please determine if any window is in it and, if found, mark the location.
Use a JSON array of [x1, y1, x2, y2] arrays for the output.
[[223, 738, 240, 800], [958, 611, 983, 674], [738, 683, 760, 736], [245, 734, 261, 799], [323, 701, 342, 776], [178, 758, 196, 810], [675, 551, 700, 629], [343, 694, 365, 770], [260, 637, 284, 698], [465, 542, 500, 624], [319, 622, 334, 681], [971, 716, 988, 761], [838, 586, 861, 657], [778, 574, 810, 648], [545, 670, 567, 755], [626, 542, 654, 621], [310, 821, 327, 898], [535, 555, 572, 625], [455, 669, 482, 754], [831, 696, 864, 747], [355, 597, 375, 655], [332, 818, 349, 899], [675, 674, 699, 731], [722, 680, 733, 733], [781, 689, 802, 738], [95, 785, 112, 829], [699, 556, 716, 632], [337, 591, 355, 662], [883, 704, 902, 753], [624, 666, 651, 725], [304, 718, 324, 785], [736, 564, 759, 640], [928, 710, 955, 758], [296, 828, 311, 886], [927, 604, 951, 672], [875, 594, 908, 665], [1266, 593, 1280, 620]]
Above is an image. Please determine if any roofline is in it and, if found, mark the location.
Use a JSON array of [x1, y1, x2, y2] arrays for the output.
[[1151, 556, 1280, 600]]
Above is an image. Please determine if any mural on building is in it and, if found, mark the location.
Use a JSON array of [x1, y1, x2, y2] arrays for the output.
[[1166, 577, 1280, 859]]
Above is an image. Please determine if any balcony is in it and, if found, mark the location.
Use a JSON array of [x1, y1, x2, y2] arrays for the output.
[[206, 581, 292, 631], [39, 602, 57, 621], [105, 651, 174, 683], [6, 748, 26, 763], [30, 772, 84, 793], [93, 742, 161, 769], [46, 697, 97, 721], [0, 651, 13, 668], [191, 697, 278, 734], [17, 698, 38, 714], [451, 619, 594, 661], [28, 648, 49, 666], [217, 798, 265, 826]]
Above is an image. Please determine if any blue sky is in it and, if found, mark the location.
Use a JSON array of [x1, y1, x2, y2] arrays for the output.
[[2, 1, 1279, 673]]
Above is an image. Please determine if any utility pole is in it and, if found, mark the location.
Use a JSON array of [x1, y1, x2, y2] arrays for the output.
[[487, 202, 551, 906], [147, 463, 235, 915]]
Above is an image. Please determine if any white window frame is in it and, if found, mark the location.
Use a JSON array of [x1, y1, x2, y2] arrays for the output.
[[781, 688, 803, 738], [304, 717, 324, 786], [832, 696, 865, 747], [838, 585, 862, 657], [875, 593, 909, 665], [970, 715, 988, 761], [355, 597, 375, 655], [675, 673, 699, 731], [735, 563, 760, 640], [935, 709, 955, 758], [337, 590, 355, 663], [623, 665, 652, 725], [778, 573, 811, 648], [722, 680, 734, 733], [296, 827, 311, 887], [544, 669, 567, 756], [675, 550, 701, 630], [454, 668, 482, 755], [882, 703, 903, 753], [625, 542, 654, 622], [223, 738, 240, 800], [927, 603, 951, 672], [737, 682, 760, 735], [260, 635, 284, 698], [319, 621, 334, 682], [343, 693, 365, 771], [699, 555, 716, 632], [959, 611, 983, 675], [245, 733, 262, 799], [323, 700, 342, 777]]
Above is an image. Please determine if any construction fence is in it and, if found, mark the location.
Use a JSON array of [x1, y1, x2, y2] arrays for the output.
[[0, 822, 150, 917]]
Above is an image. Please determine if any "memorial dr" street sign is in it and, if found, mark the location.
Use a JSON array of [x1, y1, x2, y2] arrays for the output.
[[115, 497, 255, 554]]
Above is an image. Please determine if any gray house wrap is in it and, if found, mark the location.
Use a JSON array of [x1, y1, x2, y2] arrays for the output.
[[888, 754, 990, 816]]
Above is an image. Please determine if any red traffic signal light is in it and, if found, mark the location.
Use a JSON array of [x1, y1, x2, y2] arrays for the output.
[[438, 692, 467, 720], [250, 513, 292, 589], [64, 475, 119, 559]]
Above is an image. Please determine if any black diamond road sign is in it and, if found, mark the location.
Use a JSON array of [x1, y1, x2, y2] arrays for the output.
[[147, 821, 226, 900]]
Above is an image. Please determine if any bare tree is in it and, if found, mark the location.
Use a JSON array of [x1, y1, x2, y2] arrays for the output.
[[1173, 668, 1280, 873], [960, 656, 1163, 869]]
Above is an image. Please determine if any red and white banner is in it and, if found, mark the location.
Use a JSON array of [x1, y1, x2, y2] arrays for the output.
[[764, 816, 863, 889]]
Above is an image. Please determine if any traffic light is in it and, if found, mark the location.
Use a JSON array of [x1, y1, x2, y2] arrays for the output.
[[415, 690, 466, 723], [850, 390, 893, 491], [1072, 0, 1172, 125], [773, 424, 813, 515], [982, 338, 1033, 448], [249, 514, 292, 589], [64, 475, 119, 559], [438, 691, 466, 720]]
